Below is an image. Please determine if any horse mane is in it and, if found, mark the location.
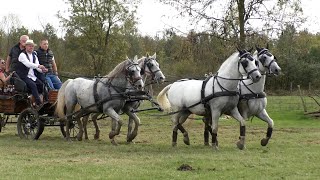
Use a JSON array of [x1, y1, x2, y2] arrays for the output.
[[218, 52, 239, 72], [106, 59, 129, 80]]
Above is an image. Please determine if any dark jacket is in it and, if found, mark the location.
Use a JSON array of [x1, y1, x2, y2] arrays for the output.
[[8, 43, 24, 72], [36, 48, 54, 74]]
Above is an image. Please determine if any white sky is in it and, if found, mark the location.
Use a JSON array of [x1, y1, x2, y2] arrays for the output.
[[0, 0, 319, 37]]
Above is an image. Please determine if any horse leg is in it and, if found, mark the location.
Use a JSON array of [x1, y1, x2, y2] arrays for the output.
[[105, 109, 122, 145], [82, 115, 89, 140], [203, 115, 212, 146], [176, 111, 191, 145], [209, 108, 220, 150], [127, 117, 134, 142], [75, 115, 83, 141], [171, 112, 181, 147], [124, 110, 140, 143], [230, 107, 246, 150], [256, 109, 274, 146], [91, 113, 100, 140]]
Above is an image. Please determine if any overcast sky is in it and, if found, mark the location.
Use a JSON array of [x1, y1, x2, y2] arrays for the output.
[[0, 0, 319, 37]]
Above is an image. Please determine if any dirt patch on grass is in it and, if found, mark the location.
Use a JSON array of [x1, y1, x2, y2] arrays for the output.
[[177, 164, 193, 171]]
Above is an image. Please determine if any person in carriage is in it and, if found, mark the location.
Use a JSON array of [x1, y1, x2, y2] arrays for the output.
[[36, 39, 62, 90], [16, 39, 48, 108], [0, 58, 15, 88], [5, 35, 29, 73]]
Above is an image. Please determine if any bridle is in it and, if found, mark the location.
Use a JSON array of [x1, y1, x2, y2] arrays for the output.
[[257, 49, 277, 75], [238, 51, 259, 79], [141, 57, 161, 79], [125, 62, 142, 86]]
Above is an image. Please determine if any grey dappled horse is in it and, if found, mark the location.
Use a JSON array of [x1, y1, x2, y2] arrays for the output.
[[55, 57, 144, 145], [82, 53, 165, 142], [203, 46, 281, 146], [157, 49, 262, 150]]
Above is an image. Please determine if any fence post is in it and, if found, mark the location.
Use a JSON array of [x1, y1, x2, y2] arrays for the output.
[[297, 85, 307, 113]]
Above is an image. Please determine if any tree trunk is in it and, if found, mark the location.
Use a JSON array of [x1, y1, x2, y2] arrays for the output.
[[237, 0, 246, 49]]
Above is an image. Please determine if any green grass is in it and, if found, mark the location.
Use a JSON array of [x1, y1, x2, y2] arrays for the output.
[[0, 96, 319, 179]]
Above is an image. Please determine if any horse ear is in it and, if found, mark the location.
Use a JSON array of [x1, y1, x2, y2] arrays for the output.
[[266, 43, 269, 49], [255, 44, 261, 51], [152, 52, 156, 59], [133, 55, 138, 63], [146, 53, 150, 58], [126, 56, 129, 60], [236, 47, 242, 54], [248, 47, 253, 53]]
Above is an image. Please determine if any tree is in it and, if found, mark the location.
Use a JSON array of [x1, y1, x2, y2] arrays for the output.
[[159, 0, 305, 48], [58, 0, 140, 75]]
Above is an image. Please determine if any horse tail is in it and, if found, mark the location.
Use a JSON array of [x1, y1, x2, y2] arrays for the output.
[[55, 79, 73, 118], [157, 84, 172, 111]]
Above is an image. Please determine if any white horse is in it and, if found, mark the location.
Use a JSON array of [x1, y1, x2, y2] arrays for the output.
[[55, 56, 144, 145], [157, 49, 262, 150], [82, 53, 165, 142], [238, 46, 281, 145], [203, 46, 281, 146]]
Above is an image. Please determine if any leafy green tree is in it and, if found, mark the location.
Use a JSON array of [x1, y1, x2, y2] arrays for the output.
[[58, 0, 140, 75]]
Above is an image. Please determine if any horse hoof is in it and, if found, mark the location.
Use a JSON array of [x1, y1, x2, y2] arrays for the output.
[[77, 136, 82, 141], [236, 141, 245, 150], [204, 142, 209, 146], [172, 142, 177, 147], [109, 131, 116, 139], [183, 139, 190, 145], [94, 134, 100, 140], [212, 144, 219, 151], [183, 133, 190, 145], [261, 138, 270, 146], [111, 140, 118, 146]]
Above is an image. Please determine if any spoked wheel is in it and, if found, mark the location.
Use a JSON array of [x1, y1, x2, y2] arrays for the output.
[[17, 108, 45, 140], [59, 120, 79, 139]]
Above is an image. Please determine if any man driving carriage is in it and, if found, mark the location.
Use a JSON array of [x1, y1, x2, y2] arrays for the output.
[[17, 39, 48, 108]]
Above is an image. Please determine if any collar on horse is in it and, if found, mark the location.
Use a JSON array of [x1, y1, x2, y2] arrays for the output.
[[239, 80, 266, 101]]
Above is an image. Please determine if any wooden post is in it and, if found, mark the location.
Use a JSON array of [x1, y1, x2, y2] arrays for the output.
[[290, 82, 293, 93], [297, 85, 307, 113]]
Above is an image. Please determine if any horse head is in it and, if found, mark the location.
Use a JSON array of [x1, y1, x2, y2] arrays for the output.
[[126, 55, 144, 90], [142, 52, 165, 83], [237, 48, 261, 83], [255, 45, 281, 76]]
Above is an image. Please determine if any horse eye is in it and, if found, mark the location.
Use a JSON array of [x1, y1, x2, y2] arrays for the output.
[[241, 60, 248, 69], [255, 60, 259, 67]]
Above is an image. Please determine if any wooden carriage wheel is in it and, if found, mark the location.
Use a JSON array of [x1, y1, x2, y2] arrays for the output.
[[59, 120, 79, 139], [17, 108, 45, 140]]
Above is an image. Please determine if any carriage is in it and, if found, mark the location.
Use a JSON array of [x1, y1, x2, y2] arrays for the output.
[[0, 54, 164, 143], [0, 77, 78, 140]]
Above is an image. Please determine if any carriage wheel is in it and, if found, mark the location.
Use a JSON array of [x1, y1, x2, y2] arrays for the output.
[[59, 120, 79, 139], [17, 108, 45, 140]]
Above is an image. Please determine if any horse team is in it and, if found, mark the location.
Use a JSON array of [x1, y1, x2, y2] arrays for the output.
[[55, 46, 281, 150]]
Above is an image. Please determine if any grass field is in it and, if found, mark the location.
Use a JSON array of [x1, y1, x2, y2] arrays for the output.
[[0, 96, 319, 179]]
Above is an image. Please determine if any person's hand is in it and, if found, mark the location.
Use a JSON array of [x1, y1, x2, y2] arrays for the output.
[[10, 71, 15, 77], [42, 67, 48, 73]]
